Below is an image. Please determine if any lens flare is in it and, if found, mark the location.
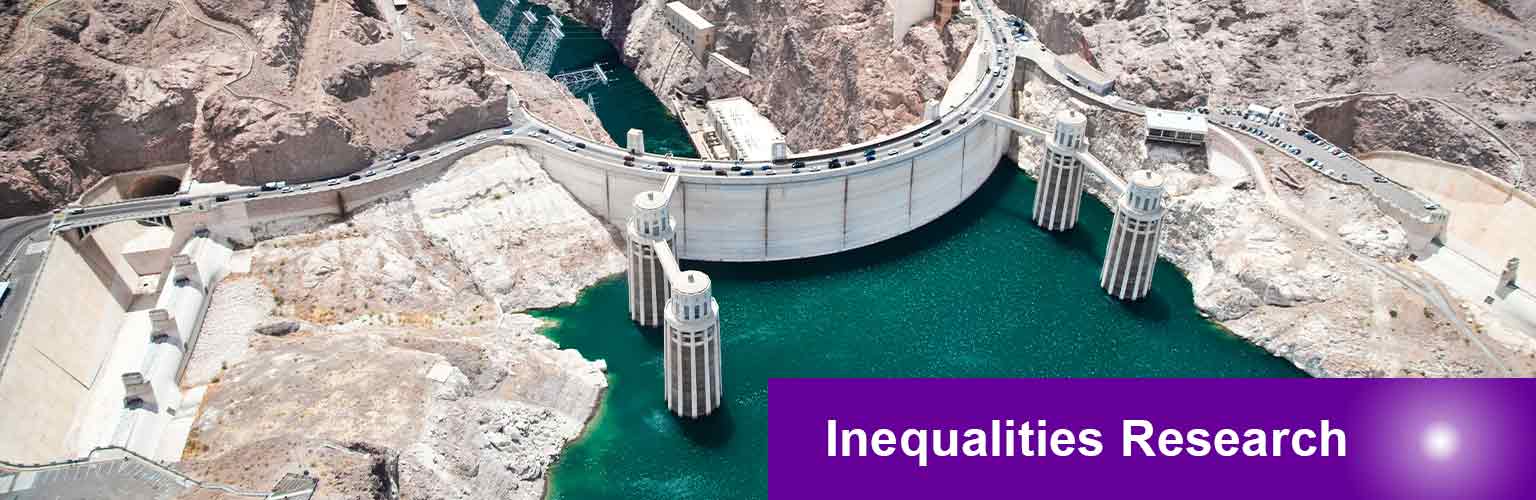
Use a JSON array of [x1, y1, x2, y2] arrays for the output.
[[1421, 422, 1459, 462]]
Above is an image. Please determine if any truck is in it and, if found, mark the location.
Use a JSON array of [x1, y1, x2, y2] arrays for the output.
[[261, 181, 287, 191]]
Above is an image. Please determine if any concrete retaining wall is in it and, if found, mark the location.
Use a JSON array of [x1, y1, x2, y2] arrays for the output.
[[178, 94, 1014, 263]]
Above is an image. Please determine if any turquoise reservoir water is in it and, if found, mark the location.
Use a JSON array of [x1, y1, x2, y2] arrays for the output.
[[536, 165, 1305, 499], [475, 0, 698, 156], [470, 5, 1304, 498]]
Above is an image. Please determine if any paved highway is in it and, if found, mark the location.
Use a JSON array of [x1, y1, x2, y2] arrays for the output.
[[1205, 108, 1444, 222], [48, 0, 1018, 235], [0, 215, 51, 375]]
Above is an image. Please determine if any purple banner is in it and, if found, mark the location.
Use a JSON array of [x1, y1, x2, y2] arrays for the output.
[[768, 379, 1536, 499]]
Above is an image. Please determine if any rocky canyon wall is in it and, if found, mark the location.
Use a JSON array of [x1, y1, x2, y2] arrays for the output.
[[1000, 0, 1535, 192], [1, 0, 595, 217], [544, 0, 975, 151]]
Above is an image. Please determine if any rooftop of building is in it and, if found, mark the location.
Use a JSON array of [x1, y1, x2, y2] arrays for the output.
[[665, 1, 715, 30], [1145, 109, 1207, 134], [706, 97, 785, 161]]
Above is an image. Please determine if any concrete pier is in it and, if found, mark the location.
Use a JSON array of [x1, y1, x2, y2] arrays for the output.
[[1032, 110, 1088, 231], [1101, 170, 1167, 301], [627, 190, 675, 327], [663, 270, 722, 418]]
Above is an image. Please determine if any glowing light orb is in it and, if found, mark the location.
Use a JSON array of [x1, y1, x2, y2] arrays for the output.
[[1421, 422, 1459, 461]]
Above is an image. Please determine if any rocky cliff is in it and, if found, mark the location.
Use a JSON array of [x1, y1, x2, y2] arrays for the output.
[[1002, 0, 1534, 191], [178, 145, 623, 498], [544, 0, 975, 151], [0, 0, 596, 216], [1012, 78, 1536, 376]]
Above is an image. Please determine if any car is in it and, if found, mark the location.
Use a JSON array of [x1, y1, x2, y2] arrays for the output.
[[810, 167, 823, 173], [1424, 202, 1439, 210], [245, 192, 260, 199], [941, 129, 951, 135], [395, 152, 409, 160], [699, 165, 714, 171], [1373, 176, 1386, 183], [178, 199, 193, 207], [766, 170, 778, 176], [658, 161, 671, 167], [624, 155, 636, 162], [641, 164, 656, 171], [456, 141, 466, 147], [66, 207, 86, 215], [662, 166, 676, 173], [864, 149, 876, 157], [792, 168, 802, 174], [215, 195, 230, 202], [759, 165, 772, 171], [393, 156, 408, 163], [624, 160, 636, 167], [829, 159, 842, 169], [844, 159, 857, 167], [538, 128, 550, 134], [576, 143, 587, 149], [502, 129, 515, 135], [545, 138, 557, 144], [740, 170, 754, 176], [409, 155, 421, 161], [959, 118, 969, 125], [792, 160, 806, 169], [913, 140, 924, 147], [888, 150, 900, 157], [365, 170, 378, 177], [730, 165, 743, 172], [281, 187, 294, 194], [261, 181, 286, 191], [567, 146, 578, 152], [384, 163, 396, 170], [329, 179, 343, 186], [714, 169, 728, 176], [349, 174, 362, 181]]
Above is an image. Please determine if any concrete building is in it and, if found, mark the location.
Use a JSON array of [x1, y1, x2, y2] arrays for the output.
[[887, 0, 935, 43], [663, 270, 722, 418], [1145, 109, 1207, 145], [1101, 170, 1167, 301], [935, 0, 962, 28], [706, 97, 786, 161], [627, 191, 675, 327], [1032, 110, 1087, 231], [663, 2, 716, 61], [1244, 104, 1290, 127], [1055, 54, 1114, 95]]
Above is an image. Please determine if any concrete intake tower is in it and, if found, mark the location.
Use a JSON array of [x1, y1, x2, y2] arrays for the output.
[[627, 191, 674, 327], [1032, 110, 1088, 231], [664, 271, 723, 418], [1100, 170, 1167, 301]]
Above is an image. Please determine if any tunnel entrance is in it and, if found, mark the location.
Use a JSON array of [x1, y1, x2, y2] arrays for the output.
[[125, 175, 182, 199]]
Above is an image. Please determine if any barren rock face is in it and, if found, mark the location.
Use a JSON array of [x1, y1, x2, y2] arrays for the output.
[[1004, 0, 1536, 194], [1, 0, 582, 216], [552, 0, 975, 151], [1300, 95, 1527, 189], [180, 147, 618, 498]]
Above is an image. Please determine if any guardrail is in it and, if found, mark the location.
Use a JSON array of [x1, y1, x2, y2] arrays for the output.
[[1, 446, 272, 497]]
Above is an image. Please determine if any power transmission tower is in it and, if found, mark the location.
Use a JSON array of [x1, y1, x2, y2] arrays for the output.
[[524, 16, 565, 74], [552, 63, 611, 95], [507, 11, 537, 54], [491, 0, 520, 32]]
